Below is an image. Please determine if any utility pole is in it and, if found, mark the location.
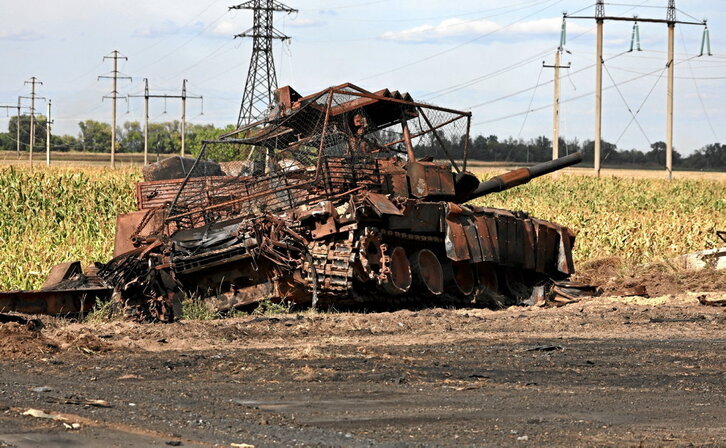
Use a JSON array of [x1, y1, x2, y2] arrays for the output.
[[594, 0, 604, 176], [566, 1, 706, 179], [0, 99, 21, 157], [144, 79, 149, 165], [128, 79, 202, 162], [99, 51, 131, 168], [23, 77, 44, 167], [543, 19, 571, 160], [46, 100, 52, 166], [231, 0, 297, 127], [666, 0, 675, 180], [181, 79, 187, 157]]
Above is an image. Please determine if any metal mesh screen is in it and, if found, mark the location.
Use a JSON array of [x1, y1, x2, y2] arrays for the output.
[[164, 86, 470, 232]]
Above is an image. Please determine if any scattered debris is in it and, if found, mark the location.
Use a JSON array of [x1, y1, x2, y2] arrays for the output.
[[47, 397, 112, 408], [697, 294, 726, 307], [526, 345, 564, 352], [22, 408, 66, 421], [31, 386, 52, 393], [673, 247, 726, 271]]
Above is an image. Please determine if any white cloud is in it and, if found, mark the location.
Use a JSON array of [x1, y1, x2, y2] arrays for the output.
[[210, 20, 239, 38], [381, 17, 592, 43], [0, 30, 44, 41]]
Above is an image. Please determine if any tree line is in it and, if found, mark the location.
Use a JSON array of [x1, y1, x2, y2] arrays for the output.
[[0, 116, 723, 170]]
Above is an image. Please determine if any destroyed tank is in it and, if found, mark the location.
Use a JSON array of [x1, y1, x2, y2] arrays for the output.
[[0, 83, 582, 321]]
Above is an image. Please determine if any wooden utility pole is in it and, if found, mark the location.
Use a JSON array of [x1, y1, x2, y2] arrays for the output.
[[544, 46, 570, 160], [128, 79, 202, 162], [24, 77, 44, 167], [566, 0, 706, 180], [46, 100, 52, 166], [99, 51, 131, 168]]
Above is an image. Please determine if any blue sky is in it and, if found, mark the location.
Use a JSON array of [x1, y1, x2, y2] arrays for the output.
[[1, 0, 725, 154]]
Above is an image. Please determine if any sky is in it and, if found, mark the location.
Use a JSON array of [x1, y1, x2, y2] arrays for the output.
[[1, 0, 725, 155]]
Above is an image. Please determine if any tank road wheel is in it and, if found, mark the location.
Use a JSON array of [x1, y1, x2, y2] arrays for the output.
[[443, 261, 476, 302], [409, 249, 444, 297], [379, 245, 412, 296]]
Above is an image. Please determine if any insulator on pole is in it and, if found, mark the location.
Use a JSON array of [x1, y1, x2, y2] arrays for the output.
[[700, 24, 712, 56], [559, 16, 567, 49], [629, 21, 642, 52]]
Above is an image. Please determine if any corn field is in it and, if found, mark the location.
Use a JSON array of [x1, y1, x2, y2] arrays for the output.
[[0, 166, 139, 290], [471, 172, 726, 265], [0, 165, 723, 291]]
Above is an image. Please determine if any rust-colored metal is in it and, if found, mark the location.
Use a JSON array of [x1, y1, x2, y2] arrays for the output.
[[410, 249, 444, 296], [3, 82, 582, 320]]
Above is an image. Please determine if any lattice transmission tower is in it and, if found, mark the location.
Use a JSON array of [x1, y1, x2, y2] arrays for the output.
[[231, 0, 297, 127]]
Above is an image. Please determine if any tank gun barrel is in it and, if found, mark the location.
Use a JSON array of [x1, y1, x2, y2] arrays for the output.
[[466, 152, 582, 201]]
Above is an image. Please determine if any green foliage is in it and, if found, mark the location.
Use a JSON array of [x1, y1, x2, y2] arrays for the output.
[[84, 298, 121, 323], [188, 124, 251, 162], [181, 298, 218, 321], [78, 120, 112, 152], [253, 298, 293, 315]]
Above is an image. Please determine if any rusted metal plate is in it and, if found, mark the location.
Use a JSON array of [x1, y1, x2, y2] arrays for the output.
[[521, 219, 536, 271], [114, 209, 163, 257], [0, 288, 110, 315], [444, 216, 471, 262], [557, 227, 575, 275], [473, 215, 497, 262], [41, 261, 82, 289], [407, 161, 455, 198], [460, 215, 484, 263], [364, 192, 403, 216], [311, 215, 338, 239]]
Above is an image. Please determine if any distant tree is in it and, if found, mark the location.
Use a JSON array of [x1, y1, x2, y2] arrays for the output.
[[188, 124, 251, 162], [78, 120, 112, 152], [120, 121, 143, 153]]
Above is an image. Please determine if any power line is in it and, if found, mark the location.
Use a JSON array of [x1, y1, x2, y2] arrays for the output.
[[679, 27, 718, 142], [355, 0, 564, 83], [132, 0, 224, 58], [472, 56, 698, 126]]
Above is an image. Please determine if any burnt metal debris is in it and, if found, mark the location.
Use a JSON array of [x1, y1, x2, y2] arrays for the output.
[[0, 83, 583, 321]]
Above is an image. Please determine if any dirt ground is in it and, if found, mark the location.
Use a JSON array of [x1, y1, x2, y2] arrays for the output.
[[0, 284, 725, 448]]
